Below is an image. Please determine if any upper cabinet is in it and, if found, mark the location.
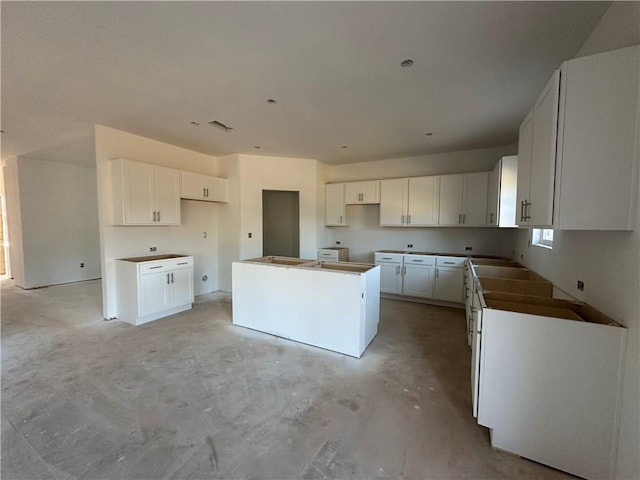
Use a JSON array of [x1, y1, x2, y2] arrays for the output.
[[554, 45, 639, 230], [180, 171, 228, 203], [517, 70, 560, 227], [487, 156, 518, 228], [517, 46, 639, 230], [344, 180, 380, 204], [325, 183, 347, 226], [439, 173, 488, 226], [111, 158, 181, 226], [379, 176, 439, 226]]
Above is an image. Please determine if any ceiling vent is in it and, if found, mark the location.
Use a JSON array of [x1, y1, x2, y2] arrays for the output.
[[208, 120, 235, 132]]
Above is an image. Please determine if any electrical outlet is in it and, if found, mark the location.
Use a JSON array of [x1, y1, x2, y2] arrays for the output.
[[520, 254, 524, 260], [202, 275, 208, 282], [80, 262, 84, 268], [336, 241, 341, 245], [577, 280, 584, 291], [465, 246, 472, 251], [248, 233, 252, 238], [150, 246, 157, 252], [407, 244, 413, 248], [203, 232, 207, 238]]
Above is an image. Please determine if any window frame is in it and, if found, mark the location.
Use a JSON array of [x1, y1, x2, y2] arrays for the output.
[[532, 228, 554, 249]]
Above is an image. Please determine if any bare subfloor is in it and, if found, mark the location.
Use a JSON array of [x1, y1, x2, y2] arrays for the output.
[[1, 279, 574, 480]]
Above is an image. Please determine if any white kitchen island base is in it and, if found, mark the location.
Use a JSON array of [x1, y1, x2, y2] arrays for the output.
[[232, 258, 380, 358]]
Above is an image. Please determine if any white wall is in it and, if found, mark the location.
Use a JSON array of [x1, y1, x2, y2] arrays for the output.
[[325, 145, 518, 261], [3, 158, 25, 285], [95, 126, 221, 319], [328, 145, 515, 182], [216, 153, 322, 291], [515, 4, 640, 478], [3, 156, 101, 288]]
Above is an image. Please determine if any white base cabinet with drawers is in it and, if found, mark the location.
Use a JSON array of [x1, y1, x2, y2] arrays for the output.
[[318, 247, 349, 262], [115, 255, 194, 325], [374, 252, 464, 303]]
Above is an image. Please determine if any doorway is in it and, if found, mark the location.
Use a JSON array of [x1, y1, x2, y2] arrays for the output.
[[262, 190, 300, 258]]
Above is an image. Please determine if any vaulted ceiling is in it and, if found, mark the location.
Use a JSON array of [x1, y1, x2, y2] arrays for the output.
[[1, 1, 609, 166]]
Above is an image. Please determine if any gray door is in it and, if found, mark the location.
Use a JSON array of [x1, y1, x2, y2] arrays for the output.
[[262, 190, 300, 257]]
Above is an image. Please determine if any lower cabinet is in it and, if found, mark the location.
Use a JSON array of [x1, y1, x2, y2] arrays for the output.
[[116, 255, 194, 325], [374, 252, 463, 303]]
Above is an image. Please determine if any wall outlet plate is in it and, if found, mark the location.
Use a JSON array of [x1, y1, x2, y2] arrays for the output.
[[150, 246, 157, 252], [577, 280, 585, 291]]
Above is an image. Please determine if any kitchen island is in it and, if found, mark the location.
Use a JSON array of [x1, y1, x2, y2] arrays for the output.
[[232, 257, 380, 358]]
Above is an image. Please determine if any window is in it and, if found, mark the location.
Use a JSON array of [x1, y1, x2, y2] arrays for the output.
[[532, 229, 554, 249]]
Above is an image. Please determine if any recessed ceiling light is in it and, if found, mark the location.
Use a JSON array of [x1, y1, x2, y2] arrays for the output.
[[400, 59, 414, 67], [267, 99, 277, 104], [190, 121, 200, 126], [208, 120, 235, 132], [425, 132, 434, 136], [340, 146, 348, 149], [0, 130, 4, 134], [254, 146, 261, 149]]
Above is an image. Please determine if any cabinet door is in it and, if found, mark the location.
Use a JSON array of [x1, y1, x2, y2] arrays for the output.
[[462, 173, 488, 226], [471, 292, 483, 417], [438, 175, 464, 226], [379, 179, 407, 226], [325, 184, 346, 226], [204, 176, 227, 202], [407, 176, 439, 226], [434, 266, 463, 303], [516, 111, 534, 226], [378, 263, 402, 294], [140, 271, 171, 315], [556, 46, 639, 230], [529, 70, 560, 226], [403, 265, 434, 298], [360, 181, 380, 204], [154, 166, 181, 225], [344, 182, 362, 204], [124, 160, 155, 224], [170, 268, 194, 307], [180, 171, 205, 200], [487, 162, 500, 226]]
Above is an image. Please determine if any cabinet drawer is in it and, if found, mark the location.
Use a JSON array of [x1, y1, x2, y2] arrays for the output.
[[374, 252, 403, 264], [436, 256, 466, 268], [138, 257, 193, 274], [404, 254, 435, 266], [318, 249, 339, 261]]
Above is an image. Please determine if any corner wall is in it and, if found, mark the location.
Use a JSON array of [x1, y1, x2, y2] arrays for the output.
[[95, 126, 221, 319]]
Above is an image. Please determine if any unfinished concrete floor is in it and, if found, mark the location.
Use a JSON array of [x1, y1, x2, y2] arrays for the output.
[[1, 279, 575, 480]]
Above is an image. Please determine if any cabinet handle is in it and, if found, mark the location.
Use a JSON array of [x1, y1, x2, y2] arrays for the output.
[[383, 257, 393, 260], [167, 273, 170, 284], [177, 262, 188, 265], [523, 201, 532, 221], [402, 266, 406, 275], [395, 266, 400, 275], [339, 215, 343, 224], [157, 211, 161, 222], [153, 211, 157, 222], [436, 268, 439, 278], [443, 261, 455, 265], [462, 214, 466, 224], [412, 259, 423, 262], [171, 272, 174, 283], [407, 214, 411, 224], [458, 214, 462, 224], [149, 265, 163, 270], [401, 215, 405, 224], [490, 212, 494, 224]]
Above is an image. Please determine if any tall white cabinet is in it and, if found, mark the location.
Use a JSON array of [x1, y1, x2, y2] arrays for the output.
[[439, 173, 488, 226], [325, 183, 347, 226], [111, 158, 181, 225]]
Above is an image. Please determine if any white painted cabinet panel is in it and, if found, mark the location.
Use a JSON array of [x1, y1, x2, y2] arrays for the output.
[[403, 263, 435, 298], [555, 45, 639, 230], [181, 171, 228, 203], [325, 183, 346, 226], [379, 179, 407, 226], [345, 180, 380, 204], [116, 256, 194, 325], [488, 156, 518, 228], [516, 112, 534, 225], [407, 176, 439, 226], [112, 158, 181, 225], [434, 266, 463, 303], [439, 173, 488, 226]]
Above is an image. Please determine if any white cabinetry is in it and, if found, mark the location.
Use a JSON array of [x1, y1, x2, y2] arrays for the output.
[[402, 255, 436, 298], [180, 171, 228, 202], [517, 70, 560, 227], [325, 183, 347, 226], [379, 177, 439, 226], [345, 181, 380, 204], [318, 247, 349, 261], [439, 173, 488, 226], [555, 45, 639, 230], [434, 256, 464, 302], [116, 255, 194, 325], [487, 156, 518, 227], [111, 158, 181, 225], [373, 252, 403, 294]]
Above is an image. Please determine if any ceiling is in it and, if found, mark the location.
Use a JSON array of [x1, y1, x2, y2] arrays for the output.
[[1, 1, 609, 166]]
